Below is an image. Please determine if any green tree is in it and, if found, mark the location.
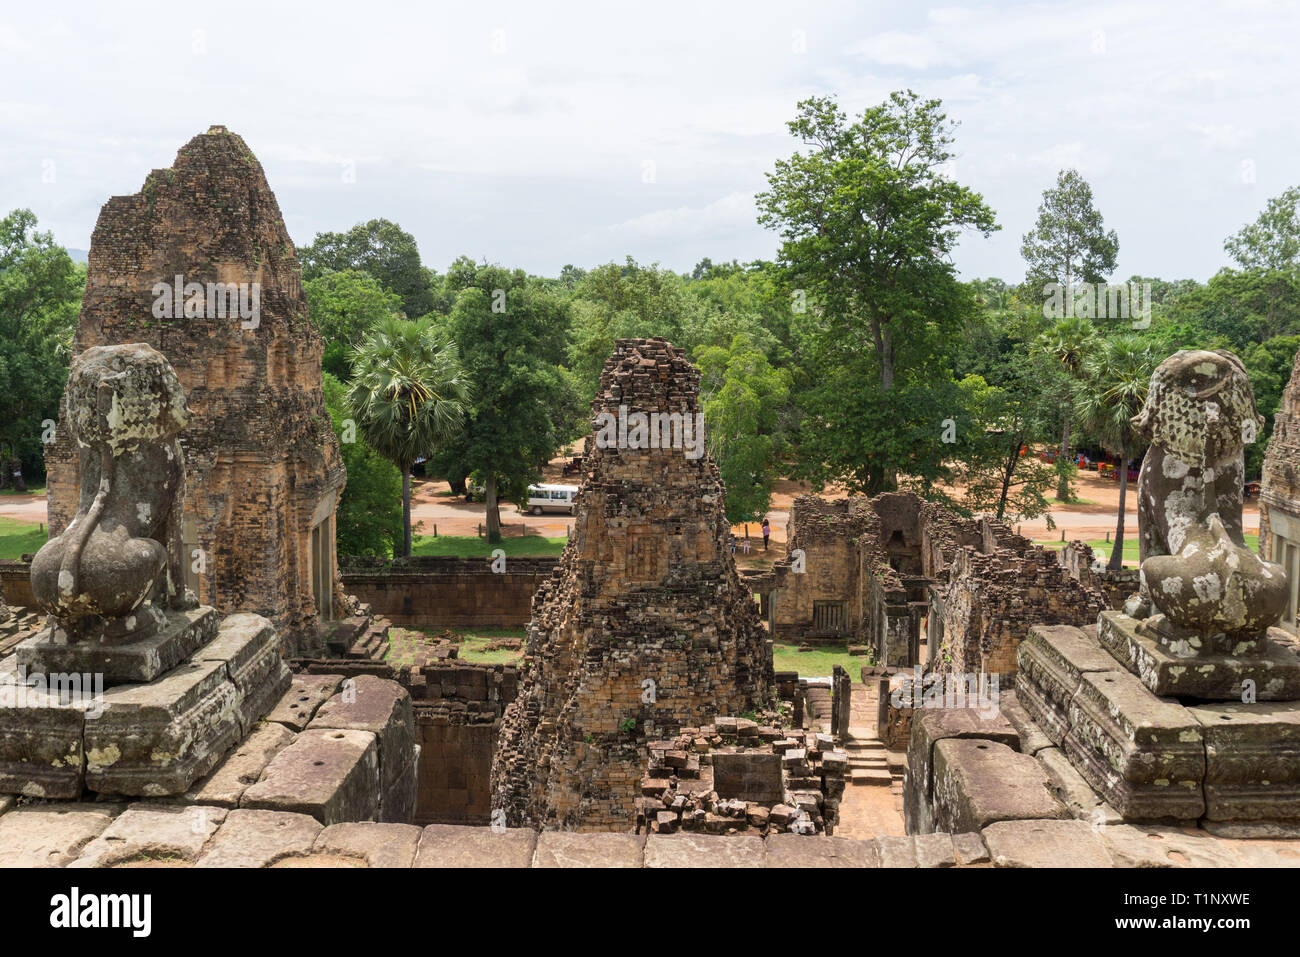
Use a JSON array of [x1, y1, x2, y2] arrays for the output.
[[1225, 186, 1300, 271], [1072, 335, 1162, 570], [444, 263, 582, 543], [756, 90, 998, 494], [953, 369, 1057, 523], [1021, 168, 1120, 303], [695, 334, 793, 523], [1242, 334, 1300, 479], [346, 316, 471, 557], [299, 219, 441, 317], [0, 209, 82, 488], [322, 373, 403, 557], [1038, 315, 1097, 500], [304, 270, 403, 379]]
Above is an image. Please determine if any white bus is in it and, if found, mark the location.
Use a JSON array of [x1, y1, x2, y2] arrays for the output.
[[526, 484, 578, 515]]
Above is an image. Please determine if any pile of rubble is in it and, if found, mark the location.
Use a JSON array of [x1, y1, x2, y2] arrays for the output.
[[637, 716, 847, 836]]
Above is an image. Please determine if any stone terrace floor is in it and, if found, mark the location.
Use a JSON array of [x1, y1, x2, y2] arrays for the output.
[[4, 800, 1300, 866]]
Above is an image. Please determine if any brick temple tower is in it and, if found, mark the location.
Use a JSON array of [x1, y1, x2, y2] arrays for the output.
[[46, 126, 345, 655], [491, 338, 773, 831]]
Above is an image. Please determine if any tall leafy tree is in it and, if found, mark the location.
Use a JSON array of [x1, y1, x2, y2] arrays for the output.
[[1225, 185, 1300, 271], [322, 373, 403, 557], [1038, 315, 1097, 500], [304, 269, 403, 379], [953, 367, 1057, 523], [695, 334, 793, 524], [1021, 168, 1119, 301], [0, 209, 82, 489], [299, 219, 442, 318], [444, 263, 582, 543], [346, 317, 470, 557], [1072, 335, 1162, 570], [756, 90, 998, 494]]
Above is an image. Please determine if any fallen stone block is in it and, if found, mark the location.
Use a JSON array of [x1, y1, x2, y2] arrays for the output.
[[905, 708, 1020, 833], [308, 675, 414, 794], [712, 751, 783, 804], [240, 728, 379, 825], [932, 739, 1068, 833]]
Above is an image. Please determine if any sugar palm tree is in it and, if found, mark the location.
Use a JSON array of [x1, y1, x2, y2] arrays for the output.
[[1071, 335, 1161, 571], [1038, 314, 1097, 500], [347, 316, 470, 557]]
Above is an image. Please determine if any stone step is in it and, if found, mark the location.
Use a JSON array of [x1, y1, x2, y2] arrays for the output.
[[850, 768, 894, 786]]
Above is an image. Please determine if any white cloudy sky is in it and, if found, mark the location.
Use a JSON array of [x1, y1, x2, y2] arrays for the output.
[[2, 0, 1296, 282]]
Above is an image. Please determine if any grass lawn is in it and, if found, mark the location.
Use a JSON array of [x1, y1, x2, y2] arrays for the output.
[[1037, 533, 1261, 564], [0, 486, 44, 497], [0, 518, 46, 560], [387, 626, 527, 666], [772, 641, 863, 679], [410, 535, 567, 558]]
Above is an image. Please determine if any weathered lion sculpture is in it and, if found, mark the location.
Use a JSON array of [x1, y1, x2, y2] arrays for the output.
[[30, 343, 195, 642], [1124, 349, 1286, 638]]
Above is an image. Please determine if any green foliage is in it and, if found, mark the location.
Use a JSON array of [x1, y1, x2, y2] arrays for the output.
[[1020, 168, 1119, 291], [346, 316, 471, 556], [305, 270, 403, 379], [299, 219, 444, 318], [1242, 335, 1300, 478], [695, 334, 792, 523], [442, 261, 583, 542], [1225, 185, 1300, 271], [756, 90, 998, 495], [322, 373, 402, 557], [953, 367, 1058, 523], [0, 210, 82, 486]]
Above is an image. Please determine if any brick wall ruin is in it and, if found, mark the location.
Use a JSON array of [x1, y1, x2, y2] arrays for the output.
[[340, 556, 557, 628], [491, 338, 774, 831], [45, 126, 344, 656], [766, 492, 1106, 679], [1261, 342, 1300, 630]]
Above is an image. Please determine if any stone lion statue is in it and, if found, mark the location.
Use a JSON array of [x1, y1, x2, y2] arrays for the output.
[[31, 343, 195, 642], [1124, 349, 1286, 638]]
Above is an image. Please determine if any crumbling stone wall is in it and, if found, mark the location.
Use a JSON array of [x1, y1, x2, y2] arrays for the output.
[[1261, 341, 1300, 612], [340, 556, 557, 628], [45, 126, 344, 655], [491, 338, 773, 832], [768, 492, 1105, 678]]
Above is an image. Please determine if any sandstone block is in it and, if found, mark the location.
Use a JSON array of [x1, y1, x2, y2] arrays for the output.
[[195, 808, 321, 868], [415, 824, 537, 868], [70, 803, 226, 867], [531, 831, 646, 868], [0, 803, 122, 867], [932, 738, 1068, 832], [240, 728, 378, 825]]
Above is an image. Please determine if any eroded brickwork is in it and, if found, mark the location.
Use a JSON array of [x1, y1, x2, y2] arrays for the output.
[[491, 338, 773, 831], [45, 127, 344, 655]]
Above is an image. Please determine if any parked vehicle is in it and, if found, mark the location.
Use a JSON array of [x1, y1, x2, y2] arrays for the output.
[[526, 483, 578, 515]]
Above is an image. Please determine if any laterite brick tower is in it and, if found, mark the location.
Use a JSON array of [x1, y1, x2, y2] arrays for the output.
[[492, 337, 774, 831], [46, 126, 345, 656]]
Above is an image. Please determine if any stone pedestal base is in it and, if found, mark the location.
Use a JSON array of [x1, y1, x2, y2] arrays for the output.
[[1017, 621, 1300, 826], [17, 607, 219, 685], [0, 609, 289, 798], [1097, 611, 1300, 700]]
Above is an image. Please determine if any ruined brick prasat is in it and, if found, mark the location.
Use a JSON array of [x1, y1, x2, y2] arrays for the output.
[[45, 126, 345, 656], [491, 338, 774, 831]]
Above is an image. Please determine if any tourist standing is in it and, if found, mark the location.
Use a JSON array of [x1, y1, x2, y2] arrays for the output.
[[761, 518, 771, 551]]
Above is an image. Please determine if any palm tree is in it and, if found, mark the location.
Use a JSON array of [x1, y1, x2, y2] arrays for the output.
[[1038, 314, 1096, 501], [1071, 335, 1161, 571], [346, 316, 470, 557]]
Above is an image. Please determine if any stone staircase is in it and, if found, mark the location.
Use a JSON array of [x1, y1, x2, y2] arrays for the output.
[[845, 727, 903, 790]]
